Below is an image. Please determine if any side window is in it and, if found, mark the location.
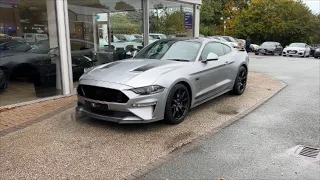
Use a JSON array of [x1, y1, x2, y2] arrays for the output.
[[222, 44, 232, 54], [201, 43, 225, 60]]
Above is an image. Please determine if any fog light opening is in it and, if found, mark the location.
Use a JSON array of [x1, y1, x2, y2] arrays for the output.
[[132, 102, 157, 108]]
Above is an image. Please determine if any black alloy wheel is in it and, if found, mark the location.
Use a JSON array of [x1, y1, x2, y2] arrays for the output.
[[164, 84, 191, 124], [231, 66, 248, 95]]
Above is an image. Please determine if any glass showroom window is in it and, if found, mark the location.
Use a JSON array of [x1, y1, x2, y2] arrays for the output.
[[149, 0, 194, 40], [67, 0, 143, 90], [0, 0, 62, 107]]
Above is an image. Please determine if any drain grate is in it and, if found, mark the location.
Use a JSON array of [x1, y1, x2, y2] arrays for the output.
[[298, 146, 320, 158]]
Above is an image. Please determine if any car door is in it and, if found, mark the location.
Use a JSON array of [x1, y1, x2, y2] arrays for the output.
[[194, 42, 231, 103]]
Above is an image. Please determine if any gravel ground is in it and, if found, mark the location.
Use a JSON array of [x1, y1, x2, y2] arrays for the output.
[[0, 72, 285, 180]]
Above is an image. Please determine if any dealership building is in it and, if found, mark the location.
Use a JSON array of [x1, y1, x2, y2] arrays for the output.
[[0, 0, 202, 107]]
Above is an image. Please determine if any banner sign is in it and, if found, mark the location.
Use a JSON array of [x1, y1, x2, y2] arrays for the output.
[[184, 12, 193, 29]]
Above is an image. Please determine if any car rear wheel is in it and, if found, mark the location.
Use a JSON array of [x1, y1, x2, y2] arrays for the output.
[[0, 69, 8, 90], [164, 84, 191, 125], [231, 66, 248, 95]]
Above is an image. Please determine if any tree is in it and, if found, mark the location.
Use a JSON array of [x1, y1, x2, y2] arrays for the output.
[[200, 0, 224, 36], [110, 13, 140, 34], [233, 0, 315, 45]]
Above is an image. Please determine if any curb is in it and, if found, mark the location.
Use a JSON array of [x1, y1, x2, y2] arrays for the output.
[[124, 81, 288, 180]]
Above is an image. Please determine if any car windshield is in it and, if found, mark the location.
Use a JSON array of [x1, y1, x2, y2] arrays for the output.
[[289, 43, 305, 48], [114, 35, 127, 41], [134, 40, 201, 62], [261, 42, 276, 47], [123, 35, 136, 41]]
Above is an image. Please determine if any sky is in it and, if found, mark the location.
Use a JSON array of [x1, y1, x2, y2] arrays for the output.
[[302, 0, 320, 14]]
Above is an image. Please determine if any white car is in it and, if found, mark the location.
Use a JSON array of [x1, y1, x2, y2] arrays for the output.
[[149, 33, 167, 40], [282, 43, 311, 57]]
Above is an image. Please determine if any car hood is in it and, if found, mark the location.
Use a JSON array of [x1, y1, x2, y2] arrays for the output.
[[284, 47, 305, 51], [80, 59, 190, 87], [0, 51, 48, 64]]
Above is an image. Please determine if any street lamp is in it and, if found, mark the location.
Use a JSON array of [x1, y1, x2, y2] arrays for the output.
[[220, 17, 230, 35]]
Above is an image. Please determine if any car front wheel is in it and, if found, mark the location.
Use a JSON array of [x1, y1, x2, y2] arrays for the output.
[[164, 83, 191, 124], [231, 66, 248, 95]]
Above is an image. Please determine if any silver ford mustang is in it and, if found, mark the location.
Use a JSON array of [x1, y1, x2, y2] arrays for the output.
[[76, 38, 249, 124]]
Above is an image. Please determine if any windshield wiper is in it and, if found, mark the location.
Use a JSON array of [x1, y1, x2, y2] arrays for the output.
[[166, 58, 189, 62]]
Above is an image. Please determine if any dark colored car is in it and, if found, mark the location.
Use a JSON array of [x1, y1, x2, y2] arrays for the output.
[[314, 48, 320, 58], [255, 41, 283, 55], [0, 39, 96, 96], [0, 69, 8, 91], [0, 41, 32, 52]]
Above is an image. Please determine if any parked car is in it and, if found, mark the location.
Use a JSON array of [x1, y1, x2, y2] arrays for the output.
[[221, 36, 239, 48], [0, 41, 32, 52], [23, 33, 48, 44], [0, 39, 96, 89], [250, 44, 260, 52], [0, 33, 14, 43], [314, 48, 320, 58], [209, 36, 237, 48], [149, 33, 167, 40], [0, 69, 8, 91], [76, 37, 249, 124], [255, 41, 283, 55], [309, 46, 318, 57], [282, 43, 311, 57]]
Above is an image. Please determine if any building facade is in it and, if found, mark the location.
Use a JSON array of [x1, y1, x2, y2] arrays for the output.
[[0, 0, 202, 107]]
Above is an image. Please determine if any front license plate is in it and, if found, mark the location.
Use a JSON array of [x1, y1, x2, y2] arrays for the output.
[[85, 101, 109, 111]]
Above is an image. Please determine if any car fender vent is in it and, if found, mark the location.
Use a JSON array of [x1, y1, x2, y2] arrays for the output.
[[293, 145, 320, 159]]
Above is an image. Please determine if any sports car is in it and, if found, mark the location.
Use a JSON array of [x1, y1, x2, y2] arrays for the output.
[[282, 43, 311, 57], [255, 41, 283, 55], [76, 38, 249, 124]]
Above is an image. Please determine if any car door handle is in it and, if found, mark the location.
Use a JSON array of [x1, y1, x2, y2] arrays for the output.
[[225, 61, 234, 65]]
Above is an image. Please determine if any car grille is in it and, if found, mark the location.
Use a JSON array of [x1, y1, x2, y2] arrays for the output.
[[287, 50, 297, 54], [77, 85, 129, 103]]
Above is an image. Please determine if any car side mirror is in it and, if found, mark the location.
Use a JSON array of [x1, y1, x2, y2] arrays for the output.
[[202, 52, 219, 63]]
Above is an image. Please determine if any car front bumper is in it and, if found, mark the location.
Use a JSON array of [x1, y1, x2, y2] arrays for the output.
[[282, 50, 305, 57], [76, 79, 168, 124], [257, 49, 275, 54]]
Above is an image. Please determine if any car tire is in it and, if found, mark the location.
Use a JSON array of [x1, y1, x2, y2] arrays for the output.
[[255, 52, 259, 55], [164, 83, 191, 125], [0, 69, 7, 91], [231, 66, 248, 95]]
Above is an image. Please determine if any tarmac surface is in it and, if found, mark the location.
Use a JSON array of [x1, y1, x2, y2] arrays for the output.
[[141, 55, 320, 179], [0, 70, 284, 179]]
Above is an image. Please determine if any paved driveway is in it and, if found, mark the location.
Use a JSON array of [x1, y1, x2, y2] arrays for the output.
[[141, 55, 320, 179], [0, 72, 284, 179]]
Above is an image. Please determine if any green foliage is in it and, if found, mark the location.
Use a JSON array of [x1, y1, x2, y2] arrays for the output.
[[200, 0, 223, 36], [233, 0, 316, 45], [149, 6, 186, 35], [110, 13, 140, 34]]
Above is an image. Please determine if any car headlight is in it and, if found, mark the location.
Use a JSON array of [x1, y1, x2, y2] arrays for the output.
[[316, 48, 320, 52], [130, 85, 165, 95]]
